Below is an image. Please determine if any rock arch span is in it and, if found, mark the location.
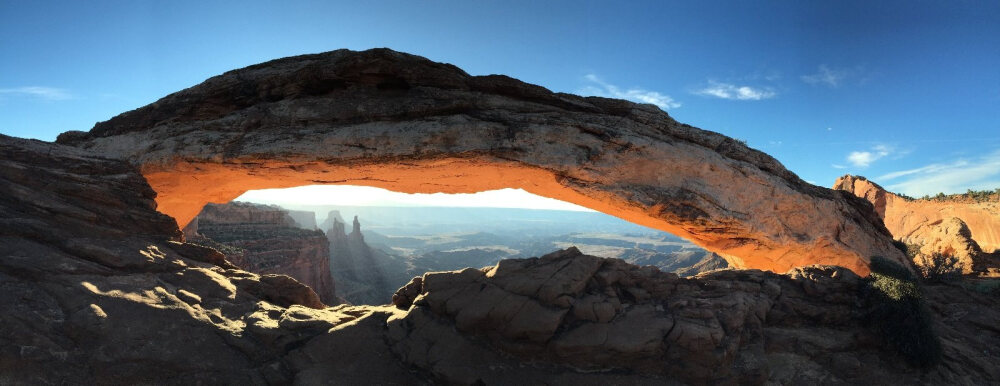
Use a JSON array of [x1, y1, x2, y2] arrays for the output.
[[58, 48, 904, 275]]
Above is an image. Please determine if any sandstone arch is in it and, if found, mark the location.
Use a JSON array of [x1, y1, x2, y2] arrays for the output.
[[58, 48, 905, 275]]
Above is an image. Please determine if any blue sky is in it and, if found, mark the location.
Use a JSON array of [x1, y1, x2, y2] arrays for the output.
[[2, 1, 999, 198]]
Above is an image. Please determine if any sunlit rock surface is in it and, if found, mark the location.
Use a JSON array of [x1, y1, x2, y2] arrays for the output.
[[57, 48, 906, 275], [835, 175, 1000, 275], [0, 135, 328, 382], [186, 202, 339, 304], [2, 134, 998, 384]]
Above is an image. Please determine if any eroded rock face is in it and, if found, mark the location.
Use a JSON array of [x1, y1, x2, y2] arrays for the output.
[[0, 135, 329, 383], [187, 202, 339, 304], [327, 216, 408, 304], [3, 134, 999, 384], [57, 48, 906, 275], [834, 175, 1000, 275], [388, 248, 1000, 384]]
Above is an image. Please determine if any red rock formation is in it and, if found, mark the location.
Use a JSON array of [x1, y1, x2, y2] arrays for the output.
[[57, 48, 906, 275], [327, 216, 407, 304], [187, 202, 339, 304], [387, 247, 1000, 384], [835, 175, 1000, 275], [287, 210, 318, 230], [3, 134, 999, 384]]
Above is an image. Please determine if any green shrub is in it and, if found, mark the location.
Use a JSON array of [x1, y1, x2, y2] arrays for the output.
[[869, 255, 916, 281], [862, 256, 942, 368], [918, 253, 962, 283]]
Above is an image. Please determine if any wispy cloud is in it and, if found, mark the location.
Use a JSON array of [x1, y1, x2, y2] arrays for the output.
[[846, 144, 893, 167], [0, 86, 73, 100], [879, 149, 1000, 197], [580, 74, 680, 110], [800, 65, 861, 88], [693, 80, 776, 101]]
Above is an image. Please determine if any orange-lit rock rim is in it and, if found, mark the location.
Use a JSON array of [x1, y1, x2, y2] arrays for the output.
[[58, 48, 907, 275]]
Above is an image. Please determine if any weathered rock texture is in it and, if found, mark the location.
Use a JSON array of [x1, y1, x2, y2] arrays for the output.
[[388, 247, 1000, 384], [674, 251, 729, 277], [186, 202, 339, 304], [57, 48, 906, 275], [327, 216, 408, 304], [286, 210, 318, 230], [3, 135, 998, 384], [835, 175, 1000, 275], [0, 135, 329, 383]]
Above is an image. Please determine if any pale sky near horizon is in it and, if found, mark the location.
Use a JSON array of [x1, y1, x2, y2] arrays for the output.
[[236, 186, 597, 212], [2, 1, 999, 205]]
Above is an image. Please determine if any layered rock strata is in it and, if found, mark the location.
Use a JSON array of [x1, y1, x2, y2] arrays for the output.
[[187, 202, 339, 304], [0, 135, 328, 383], [2, 134, 998, 383], [57, 48, 906, 275], [327, 216, 408, 304], [835, 175, 1000, 275], [287, 210, 318, 230]]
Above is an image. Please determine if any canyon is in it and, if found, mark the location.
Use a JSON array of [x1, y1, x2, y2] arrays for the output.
[[3, 48, 998, 383], [56, 48, 907, 275], [186, 201, 728, 305], [835, 175, 1000, 276], [3, 133, 998, 383], [184, 202, 340, 304]]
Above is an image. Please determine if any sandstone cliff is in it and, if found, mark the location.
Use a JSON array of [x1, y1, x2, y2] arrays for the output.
[[2, 134, 998, 384], [287, 210, 318, 230], [327, 216, 409, 304], [834, 175, 1000, 275], [56, 48, 907, 275], [318, 210, 346, 232], [187, 202, 339, 304]]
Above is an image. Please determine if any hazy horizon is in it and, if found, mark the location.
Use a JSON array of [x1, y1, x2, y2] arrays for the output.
[[235, 185, 598, 213]]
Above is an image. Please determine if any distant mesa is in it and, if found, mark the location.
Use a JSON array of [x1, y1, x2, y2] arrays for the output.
[[56, 48, 906, 275]]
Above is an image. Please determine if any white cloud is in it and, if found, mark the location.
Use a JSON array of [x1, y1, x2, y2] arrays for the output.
[[879, 149, 1000, 197], [879, 161, 969, 181], [0, 86, 72, 100], [580, 74, 680, 110], [693, 80, 776, 100], [801, 65, 850, 87], [832, 164, 848, 169], [847, 152, 877, 167], [846, 144, 893, 167]]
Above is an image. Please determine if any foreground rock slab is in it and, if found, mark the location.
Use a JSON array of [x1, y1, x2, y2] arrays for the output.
[[2, 135, 998, 384], [388, 247, 1000, 384], [58, 48, 906, 274]]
